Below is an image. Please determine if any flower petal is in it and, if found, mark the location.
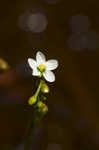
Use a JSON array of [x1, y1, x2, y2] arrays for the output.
[[32, 67, 40, 76], [45, 59, 58, 70], [43, 70, 55, 82], [36, 51, 46, 65], [28, 58, 37, 69]]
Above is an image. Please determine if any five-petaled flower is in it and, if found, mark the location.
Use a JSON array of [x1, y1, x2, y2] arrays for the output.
[[28, 51, 59, 82]]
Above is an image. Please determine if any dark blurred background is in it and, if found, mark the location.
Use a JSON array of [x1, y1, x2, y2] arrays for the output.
[[0, 0, 99, 149]]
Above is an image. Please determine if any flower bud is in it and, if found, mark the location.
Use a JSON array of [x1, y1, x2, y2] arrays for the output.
[[37, 101, 44, 108], [41, 81, 50, 93], [41, 104, 48, 115], [40, 95, 47, 101], [28, 95, 37, 105]]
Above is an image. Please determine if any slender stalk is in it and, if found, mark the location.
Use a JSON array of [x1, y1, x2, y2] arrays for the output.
[[34, 79, 42, 99], [24, 108, 47, 150], [28, 79, 42, 106], [24, 110, 38, 150], [24, 79, 47, 150]]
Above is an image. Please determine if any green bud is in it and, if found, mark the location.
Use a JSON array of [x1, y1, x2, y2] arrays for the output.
[[41, 104, 48, 115], [37, 101, 44, 108], [38, 104, 48, 115], [28, 95, 37, 105], [41, 81, 50, 93], [40, 95, 47, 101]]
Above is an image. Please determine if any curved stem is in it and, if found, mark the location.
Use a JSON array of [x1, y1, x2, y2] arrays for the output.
[[34, 79, 42, 99], [24, 107, 47, 150], [24, 79, 44, 150]]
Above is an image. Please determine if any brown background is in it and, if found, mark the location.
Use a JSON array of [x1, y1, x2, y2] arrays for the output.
[[0, 0, 99, 149]]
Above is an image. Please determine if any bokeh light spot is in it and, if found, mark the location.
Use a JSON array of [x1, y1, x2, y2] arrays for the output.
[[68, 31, 99, 51], [70, 15, 90, 33], [18, 12, 48, 33], [27, 13, 48, 33]]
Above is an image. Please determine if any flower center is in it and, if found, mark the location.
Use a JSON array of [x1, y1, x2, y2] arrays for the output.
[[37, 64, 46, 73]]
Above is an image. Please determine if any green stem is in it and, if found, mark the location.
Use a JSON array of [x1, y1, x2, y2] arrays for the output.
[[34, 79, 42, 99], [24, 108, 47, 150], [24, 110, 38, 150], [24, 79, 45, 150], [28, 79, 43, 105]]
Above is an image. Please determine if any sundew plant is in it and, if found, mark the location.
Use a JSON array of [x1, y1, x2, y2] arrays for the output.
[[24, 51, 59, 150]]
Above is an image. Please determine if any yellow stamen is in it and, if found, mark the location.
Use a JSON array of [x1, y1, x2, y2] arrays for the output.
[[39, 64, 45, 70], [38, 64, 46, 73]]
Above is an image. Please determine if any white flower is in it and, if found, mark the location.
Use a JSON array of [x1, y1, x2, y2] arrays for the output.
[[28, 51, 59, 82]]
